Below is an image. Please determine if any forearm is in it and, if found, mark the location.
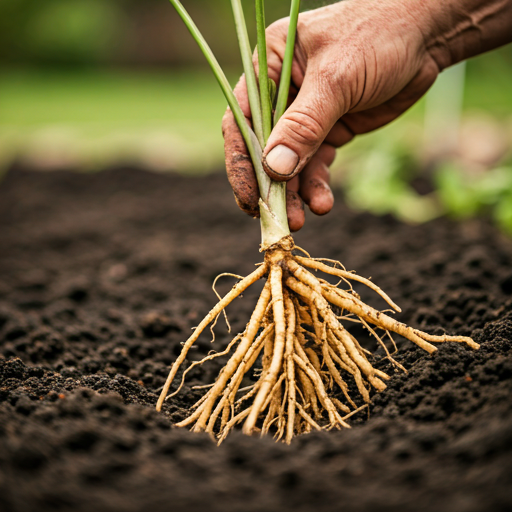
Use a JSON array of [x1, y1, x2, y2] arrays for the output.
[[421, 0, 512, 69]]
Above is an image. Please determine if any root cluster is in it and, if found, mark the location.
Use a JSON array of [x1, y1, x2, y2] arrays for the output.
[[156, 237, 479, 444]]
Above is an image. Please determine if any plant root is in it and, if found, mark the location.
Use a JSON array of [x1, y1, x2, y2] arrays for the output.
[[157, 237, 479, 444]]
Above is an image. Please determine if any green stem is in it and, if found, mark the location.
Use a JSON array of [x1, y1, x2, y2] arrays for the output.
[[256, 0, 272, 143], [274, 0, 301, 125], [255, 0, 288, 249], [230, 0, 264, 148], [168, 0, 289, 249]]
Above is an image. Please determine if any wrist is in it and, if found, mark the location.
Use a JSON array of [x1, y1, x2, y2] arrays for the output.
[[416, 0, 512, 70]]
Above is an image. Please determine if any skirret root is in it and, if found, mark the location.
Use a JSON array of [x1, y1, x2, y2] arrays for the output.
[[157, 238, 479, 444]]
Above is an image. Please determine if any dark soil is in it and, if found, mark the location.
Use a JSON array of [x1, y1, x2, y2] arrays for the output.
[[1, 165, 512, 512]]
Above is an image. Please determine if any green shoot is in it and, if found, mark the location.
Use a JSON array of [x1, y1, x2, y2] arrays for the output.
[[274, 0, 301, 124], [167, 1, 251, 151], [230, 0, 264, 147], [256, 0, 272, 143], [168, 0, 289, 248]]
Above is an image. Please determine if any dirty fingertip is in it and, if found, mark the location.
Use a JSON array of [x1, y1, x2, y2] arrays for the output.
[[307, 179, 334, 216], [286, 190, 305, 232], [234, 192, 260, 218]]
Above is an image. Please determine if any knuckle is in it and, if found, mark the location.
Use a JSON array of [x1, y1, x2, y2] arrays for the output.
[[317, 61, 351, 104], [266, 18, 288, 39], [282, 108, 327, 147], [266, 57, 283, 82]]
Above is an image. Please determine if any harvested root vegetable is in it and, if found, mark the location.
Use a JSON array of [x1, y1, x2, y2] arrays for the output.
[[157, 0, 479, 444], [157, 237, 478, 443]]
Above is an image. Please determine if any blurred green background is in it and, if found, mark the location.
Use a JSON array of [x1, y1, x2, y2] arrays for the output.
[[1, 0, 512, 229]]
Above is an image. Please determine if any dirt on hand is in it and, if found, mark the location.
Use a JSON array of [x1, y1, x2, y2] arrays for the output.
[[0, 165, 511, 512]]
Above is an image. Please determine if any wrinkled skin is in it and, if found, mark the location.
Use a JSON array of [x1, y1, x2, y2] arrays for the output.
[[223, 0, 512, 231]]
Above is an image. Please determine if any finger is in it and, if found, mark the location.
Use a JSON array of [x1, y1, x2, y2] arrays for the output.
[[324, 120, 355, 148], [286, 189, 305, 232], [314, 143, 337, 167], [222, 109, 260, 217], [259, 18, 306, 88], [232, 75, 253, 119], [299, 150, 335, 216], [263, 63, 346, 182], [287, 175, 300, 193]]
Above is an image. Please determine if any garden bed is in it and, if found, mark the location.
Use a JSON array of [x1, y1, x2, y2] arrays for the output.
[[1, 165, 511, 512]]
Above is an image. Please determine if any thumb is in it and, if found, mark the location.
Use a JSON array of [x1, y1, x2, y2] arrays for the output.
[[263, 67, 345, 181]]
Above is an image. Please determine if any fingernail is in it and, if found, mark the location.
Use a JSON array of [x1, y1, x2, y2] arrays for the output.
[[265, 145, 299, 176]]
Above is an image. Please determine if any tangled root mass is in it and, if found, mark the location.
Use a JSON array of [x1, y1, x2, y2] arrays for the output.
[[157, 237, 479, 444]]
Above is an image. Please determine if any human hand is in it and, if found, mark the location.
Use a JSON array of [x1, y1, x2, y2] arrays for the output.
[[223, 0, 512, 231], [223, 0, 441, 230]]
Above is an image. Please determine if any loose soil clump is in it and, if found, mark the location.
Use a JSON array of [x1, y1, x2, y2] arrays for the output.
[[1, 165, 512, 512]]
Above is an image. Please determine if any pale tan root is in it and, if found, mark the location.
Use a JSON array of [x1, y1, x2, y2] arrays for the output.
[[321, 343, 351, 413], [321, 286, 479, 352], [332, 397, 350, 413], [341, 404, 369, 421], [296, 402, 322, 431], [299, 298, 366, 412], [235, 382, 259, 408], [174, 282, 271, 429], [306, 347, 323, 375], [358, 318, 406, 372], [217, 407, 252, 444], [243, 264, 286, 435], [307, 300, 325, 343], [168, 333, 242, 401], [261, 374, 285, 435], [293, 354, 350, 429], [232, 327, 274, 409], [285, 273, 388, 392], [221, 404, 230, 432], [322, 285, 437, 354], [292, 334, 351, 429], [156, 263, 268, 411], [190, 280, 272, 431], [261, 394, 278, 436], [296, 366, 321, 419], [161, 246, 478, 444], [327, 330, 370, 403], [385, 330, 399, 354], [206, 323, 273, 433], [208, 333, 267, 433], [297, 304, 314, 325], [284, 296, 297, 444], [233, 325, 273, 412], [412, 330, 480, 350], [295, 256, 402, 312], [275, 377, 289, 441], [212, 272, 245, 334]]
